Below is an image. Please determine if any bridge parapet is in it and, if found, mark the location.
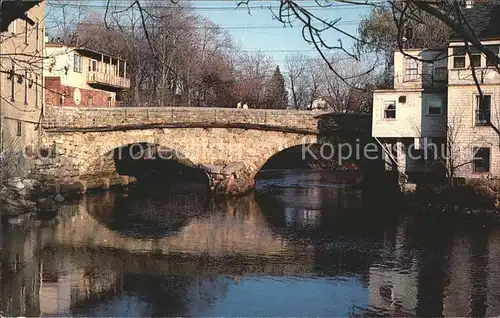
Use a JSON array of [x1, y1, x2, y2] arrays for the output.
[[42, 106, 330, 133]]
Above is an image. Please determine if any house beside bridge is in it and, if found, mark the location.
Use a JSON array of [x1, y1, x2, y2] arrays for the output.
[[372, 0, 500, 182], [43, 41, 130, 107]]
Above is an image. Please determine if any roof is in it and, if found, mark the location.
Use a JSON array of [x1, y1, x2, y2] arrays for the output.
[[450, 0, 500, 41], [75, 47, 127, 62], [45, 41, 126, 61]]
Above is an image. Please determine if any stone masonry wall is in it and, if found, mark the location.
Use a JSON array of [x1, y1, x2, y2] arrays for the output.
[[31, 128, 317, 195], [32, 107, 370, 195], [41, 106, 327, 132]]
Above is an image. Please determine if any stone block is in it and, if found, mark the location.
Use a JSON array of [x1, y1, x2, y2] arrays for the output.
[[221, 162, 245, 174], [201, 164, 225, 174]]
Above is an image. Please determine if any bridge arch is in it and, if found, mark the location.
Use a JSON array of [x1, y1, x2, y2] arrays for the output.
[[82, 142, 196, 174], [250, 140, 318, 180]]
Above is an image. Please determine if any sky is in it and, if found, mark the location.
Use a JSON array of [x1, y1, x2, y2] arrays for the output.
[[190, 0, 373, 72], [44, 0, 375, 73]]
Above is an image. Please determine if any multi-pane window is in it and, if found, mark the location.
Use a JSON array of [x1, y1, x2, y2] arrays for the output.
[[35, 21, 39, 51], [469, 46, 482, 67], [24, 70, 28, 105], [433, 58, 447, 81], [475, 95, 491, 126], [405, 57, 419, 80], [73, 54, 83, 73], [10, 19, 16, 35], [16, 120, 22, 137], [428, 98, 443, 115], [384, 101, 396, 119], [453, 47, 466, 68], [486, 45, 500, 67], [35, 75, 38, 107], [473, 147, 490, 173], [10, 65, 15, 102], [24, 12, 28, 44]]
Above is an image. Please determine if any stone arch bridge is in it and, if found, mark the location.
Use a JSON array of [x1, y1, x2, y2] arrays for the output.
[[30, 106, 380, 195]]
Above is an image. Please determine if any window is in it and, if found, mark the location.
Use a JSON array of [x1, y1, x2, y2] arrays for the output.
[[453, 47, 466, 68], [10, 65, 15, 102], [24, 70, 28, 105], [91, 60, 97, 72], [384, 101, 396, 119], [73, 55, 83, 73], [469, 46, 482, 67], [35, 21, 39, 51], [486, 45, 500, 67], [428, 98, 443, 115], [473, 147, 490, 173], [475, 95, 491, 126], [107, 96, 112, 107], [16, 121, 22, 137], [405, 57, 419, 81], [87, 96, 93, 107], [35, 75, 38, 108], [433, 58, 447, 81], [10, 19, 16, 35], [24, 13, 28, 44]]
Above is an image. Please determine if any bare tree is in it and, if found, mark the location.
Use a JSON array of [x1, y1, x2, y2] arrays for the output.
[[312, 54, 380, 113], [45, 0, 91, 43], [233, 51, 274, 108], [285, 53, 314, 110]]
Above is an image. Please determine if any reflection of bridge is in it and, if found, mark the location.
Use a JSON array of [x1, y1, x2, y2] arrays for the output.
[[52, 191, 297, 256], [30, 106, 379, 195], [4, 194, 500, 316]]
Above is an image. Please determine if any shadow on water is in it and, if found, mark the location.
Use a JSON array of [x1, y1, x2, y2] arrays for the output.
[[85, 184, 211, 239]]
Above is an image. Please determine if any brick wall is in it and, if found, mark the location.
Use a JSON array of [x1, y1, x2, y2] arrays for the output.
[[44, 77, 116, 107]]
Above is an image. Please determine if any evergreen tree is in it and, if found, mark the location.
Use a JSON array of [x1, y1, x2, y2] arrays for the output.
[[265, 66, 288, 109]]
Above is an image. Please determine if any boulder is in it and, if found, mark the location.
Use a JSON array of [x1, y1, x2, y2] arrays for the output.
[[9, 180, 25, 190], [22, 179, 41, 189], [37, 198, 57, 212], [202, 164, 225, 174], [3, 204, 23, 217], [214, 173, 253, 196], [4, 197, 21, 207], [221, 162, 245, 175], [54, 193, 65, 203], [35, 184, 57, 197]]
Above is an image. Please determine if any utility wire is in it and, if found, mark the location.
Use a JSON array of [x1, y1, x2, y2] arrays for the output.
[[45, 1, 386, 10]]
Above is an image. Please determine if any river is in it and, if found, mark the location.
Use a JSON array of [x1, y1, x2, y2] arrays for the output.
[[0, 169, 499, 317]]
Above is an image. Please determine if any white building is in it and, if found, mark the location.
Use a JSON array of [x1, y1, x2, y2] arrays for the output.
[[372, 49, 447, 182], [372, 0, 500, 181], [446, 0, 500, 178]]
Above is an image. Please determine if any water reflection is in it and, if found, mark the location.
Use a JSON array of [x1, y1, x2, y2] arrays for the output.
[[1, 170, 500, 316]]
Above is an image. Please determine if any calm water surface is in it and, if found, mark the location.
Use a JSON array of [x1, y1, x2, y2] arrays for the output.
[[1, 169, 500, 317]]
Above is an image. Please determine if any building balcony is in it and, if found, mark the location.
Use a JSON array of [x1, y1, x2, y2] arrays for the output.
[[87, 71, 130, 89]]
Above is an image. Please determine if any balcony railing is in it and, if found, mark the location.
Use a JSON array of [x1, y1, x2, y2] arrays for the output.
[[87, 71, 130, 89]]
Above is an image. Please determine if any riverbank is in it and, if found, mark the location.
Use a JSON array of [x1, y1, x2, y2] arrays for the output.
[[403, 179, 500, 222]]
